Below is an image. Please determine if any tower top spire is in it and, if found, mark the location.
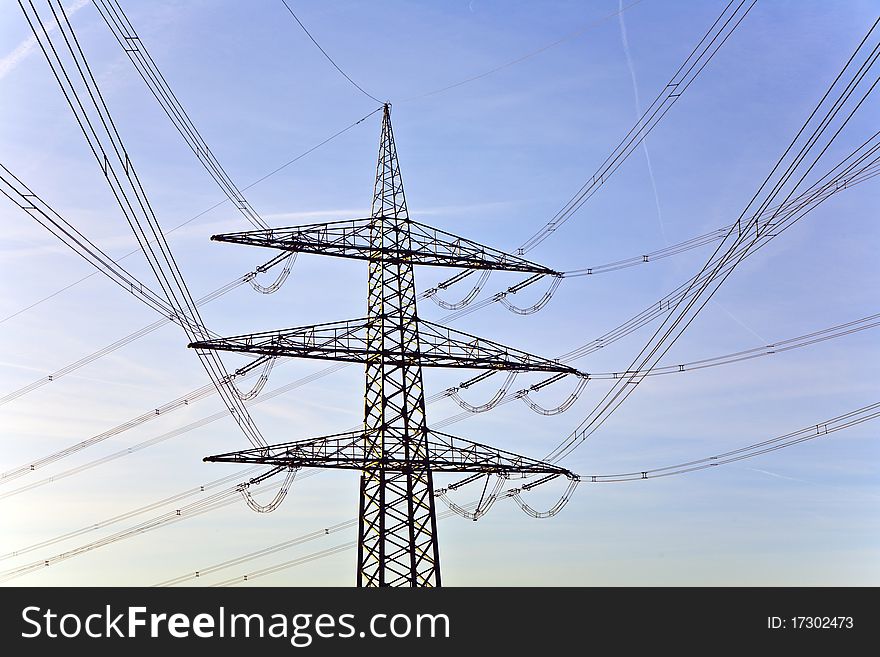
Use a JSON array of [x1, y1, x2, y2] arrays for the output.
[[372, 103, 407, 219]]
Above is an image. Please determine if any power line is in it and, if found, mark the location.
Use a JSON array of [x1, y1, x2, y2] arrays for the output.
[[279, 0, 383, 104], [0, 108, 379, 326], [424, 0, 755, 307], [518, 0, 756, 254], [0, 161, 292, 343], [545, 19, 880, 464], [8, 2, 877, 586], [5, 360, 875, 583], [435, 132, 880, 439], [155, 400, 880, 586], [5, 136, 873, 502], [442, 311, 880, 422], [585, 401, 880, 482], [432, 158, 873, 315], [0, 240, 280, 409], [220, 400, 879, 582], [214, 506, 486, 588], [3, 0, 748, 359], [5, 139, 875, 490], [154, 518, 358, 587], [0, 467, 264, 562], [0, 468, 316, 583], [21, 0, 272, 447], [6, 300, 875, 505], [92, 0, 270, 230], [444, 139, 880, 400], [10, 392, 875, 584], [0, 362, 347, 497], [15, 141, 870, 419]]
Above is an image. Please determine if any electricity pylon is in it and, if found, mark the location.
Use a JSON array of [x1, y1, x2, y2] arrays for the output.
[[191, 104, 578, 587]]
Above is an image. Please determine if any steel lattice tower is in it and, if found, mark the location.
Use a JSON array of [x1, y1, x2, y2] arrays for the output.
[[361, 112, 438, 586], [191, 105, 578, 586]]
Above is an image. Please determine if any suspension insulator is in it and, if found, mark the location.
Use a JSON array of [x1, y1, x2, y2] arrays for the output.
[[426, 270, 491, 310], [498, 275, 562, 315], [518, 374, 589, 415], [436, 474, 506, 521], [231, 357, 276, 401], [239, 466, 297, 513], [248, 254, 296, 294], [510, 474, 579, 518], [448, 372, 518, 413]]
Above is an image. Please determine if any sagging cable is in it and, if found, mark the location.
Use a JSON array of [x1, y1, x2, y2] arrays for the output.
[[247, 253, 296, 294], [238, 466, 298, 514], [447, 372, 518, 413], [231, 356, 276, 401], [509, 473, 580, 519], [497, 274, 563, 315], [436, 474, 507, 521], [425, 270, 491, 310], [518, 374, 590, 416]]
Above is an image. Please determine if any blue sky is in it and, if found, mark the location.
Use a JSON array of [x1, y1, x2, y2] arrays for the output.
[[1, 0, 878, 586]]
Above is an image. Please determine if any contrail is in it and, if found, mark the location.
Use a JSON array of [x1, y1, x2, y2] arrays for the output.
[[618, 2, 767, 342], [748, 467, 809, 484], [0, 0, 90, 82], [747, 467, 880, 502], [618, 0, 668, 244], [714, 300, 768, 342]]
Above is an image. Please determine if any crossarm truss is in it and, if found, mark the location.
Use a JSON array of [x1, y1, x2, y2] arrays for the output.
[[204, 429, 576, 478], [211, 217, 558, 275], [190, 317, 578, 374]]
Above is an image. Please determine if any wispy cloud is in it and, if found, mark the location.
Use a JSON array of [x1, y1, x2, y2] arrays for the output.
[[0, 0, 90, 82]]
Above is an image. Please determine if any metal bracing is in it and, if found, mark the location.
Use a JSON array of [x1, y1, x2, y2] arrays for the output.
[[357, 106, 438, 587], [210, 218, 558, 274], [190, 317, 579, 373], [205, 429, 575, 476], [197, 104, 577, 587]]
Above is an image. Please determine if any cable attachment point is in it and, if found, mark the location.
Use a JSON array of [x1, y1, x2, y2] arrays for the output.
[[230, 355, 276, 401], [518, 373, 590, 415], [510, 472, 580, 519], [449, 372, 518, 413], [498, 274, 563, 315], [427, 270, 491, 310], [248, 253, 296, 294], [238, 465, 298, 513], [436, 473, 507, 521]]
